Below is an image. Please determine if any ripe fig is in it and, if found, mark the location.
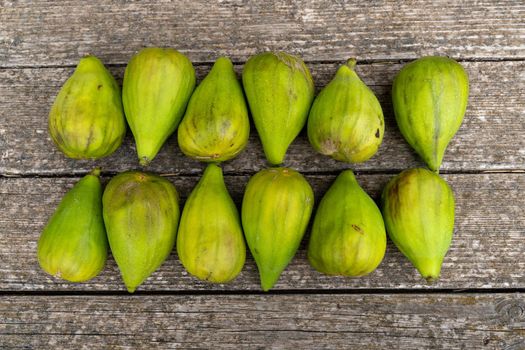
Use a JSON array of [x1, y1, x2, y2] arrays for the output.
[[381, 168, 455, 282], [242, 167, 314, 291], [178, 57, 250, 162], [177, 164, 245, 283], [308, 59, 384, 163], [308, 170, 386, 276], [123, 47, 196, 165], [392, 56, 469, 171], [242, 52, 314, 165], [37, 168, 107, 282], [103, 171, 180, 292], [49, 56, 126, 159]]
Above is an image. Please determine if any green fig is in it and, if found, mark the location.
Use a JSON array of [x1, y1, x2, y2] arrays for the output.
[[381, 168, 455, 283], [307, 59, 384, 163], [37, 168, 107, 282], [177, 164, 246, 283], [103, 171, 180, 292], [48, 56, 126, 159], [242, 167, 314, 291], [178, 57, 250, 162], [123, 47, 196, 165], [308, 170, 386, 276], [392, 56, 469, 171], [242, 52, 315, 165]]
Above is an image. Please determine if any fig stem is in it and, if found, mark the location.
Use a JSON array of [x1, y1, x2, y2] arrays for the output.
[[345, 58, 357, 70], [425, 276, 439, 285], [89, 167, 101, 177], [139, 157, 151, 166]]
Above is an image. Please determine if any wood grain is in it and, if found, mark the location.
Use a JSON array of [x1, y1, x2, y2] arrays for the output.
[[1, 61, 523, 175], [1, 1, 524, 348], [1, 293, 524, 349], [1, 0, 524, 67], [1, 173, 523, 292]]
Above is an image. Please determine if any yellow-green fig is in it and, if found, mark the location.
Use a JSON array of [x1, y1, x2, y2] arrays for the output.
[[308, 170, 386, 276], [381, 168, 455, 283], [242, 52, 315, 165], [242, 167, 314, 291], [392, 56, 469, 171], [49, 56, 126, 159], [177, 164, 245, 283], [178, 57, 250, 162], [123, 47, 196, 165], [37, 168, 107, 282], [103, 171, 180, 292], [307, 59, 384, 163]]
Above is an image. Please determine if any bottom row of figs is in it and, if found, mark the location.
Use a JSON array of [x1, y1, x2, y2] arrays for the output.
[[37, 165, 455, 292]]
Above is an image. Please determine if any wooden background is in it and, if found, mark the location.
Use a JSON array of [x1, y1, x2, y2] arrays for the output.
[[1, 1, 524, 348]]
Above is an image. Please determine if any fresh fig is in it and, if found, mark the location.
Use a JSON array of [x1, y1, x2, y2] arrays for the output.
[[103, 171, 180, 292], [242, 52, 315, 165], [381, 168, 455, 282], [307, 59, 384, 163], [242, 167, 314, 291], [308, 170, 386, 276], [49, 56, 126, 159], [177, 164, 245, 283], [123, 47, 196, 165], [37, 168, 107, 282], [178, 57, 250, 162], [392, 56, 469, 171]]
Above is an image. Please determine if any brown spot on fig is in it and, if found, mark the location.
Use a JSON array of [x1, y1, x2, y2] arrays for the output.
[[375, 129, 380, 138], [320, 139, 338, 155], [205, 271, 213, 281], [352, 224, 364, 234], [97, 84, 102, 90]]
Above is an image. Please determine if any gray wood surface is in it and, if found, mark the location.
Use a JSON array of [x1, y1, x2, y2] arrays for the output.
[[1, 0, 524, 348], [1, 293, 524, 349], [1, 61, 524, 176], [2, 173, 523, 291], [1, 0, 524, 67]]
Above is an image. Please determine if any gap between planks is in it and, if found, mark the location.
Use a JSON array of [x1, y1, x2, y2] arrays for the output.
[[1, 57, 525, 71], [1, 288, 525, 297], [1, 169, 524, 179]]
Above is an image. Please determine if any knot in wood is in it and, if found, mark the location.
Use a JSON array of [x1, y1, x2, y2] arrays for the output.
[[495, 298, 525, 325]]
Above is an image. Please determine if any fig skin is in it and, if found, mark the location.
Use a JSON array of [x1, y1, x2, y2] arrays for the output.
[[123, 47, 196, 165], [177, 164, 246, 283], [49, 56, 126, 159], [308, 170, 386, 277], [392, 56, 469, 171], [103, 171, 180, 293], [178, 57, 250, 162], [37, 168, 108, 282], [381, 168, 455, 283], [308, 59, 384, 163], [242, 167, 314, 291], [242, 52, 315, 165]]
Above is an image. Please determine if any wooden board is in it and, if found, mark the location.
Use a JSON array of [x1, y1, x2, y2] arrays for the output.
[[1, 173, 523, 292], [1, 61, 524, 176], [1, 1, 524, 348], [1, 1, 524, 67], [1, 293, 524, 349]]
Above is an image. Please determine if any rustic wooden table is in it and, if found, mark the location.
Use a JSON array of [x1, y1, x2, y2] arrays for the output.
[[1, 1, 524, 349]]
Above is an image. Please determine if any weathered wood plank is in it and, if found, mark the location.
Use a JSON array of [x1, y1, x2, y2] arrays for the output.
[[1, 61, 523, 175], [1, 0, 524, 67], [1, 293, 524, 349], [1, 173, 523, 291]]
